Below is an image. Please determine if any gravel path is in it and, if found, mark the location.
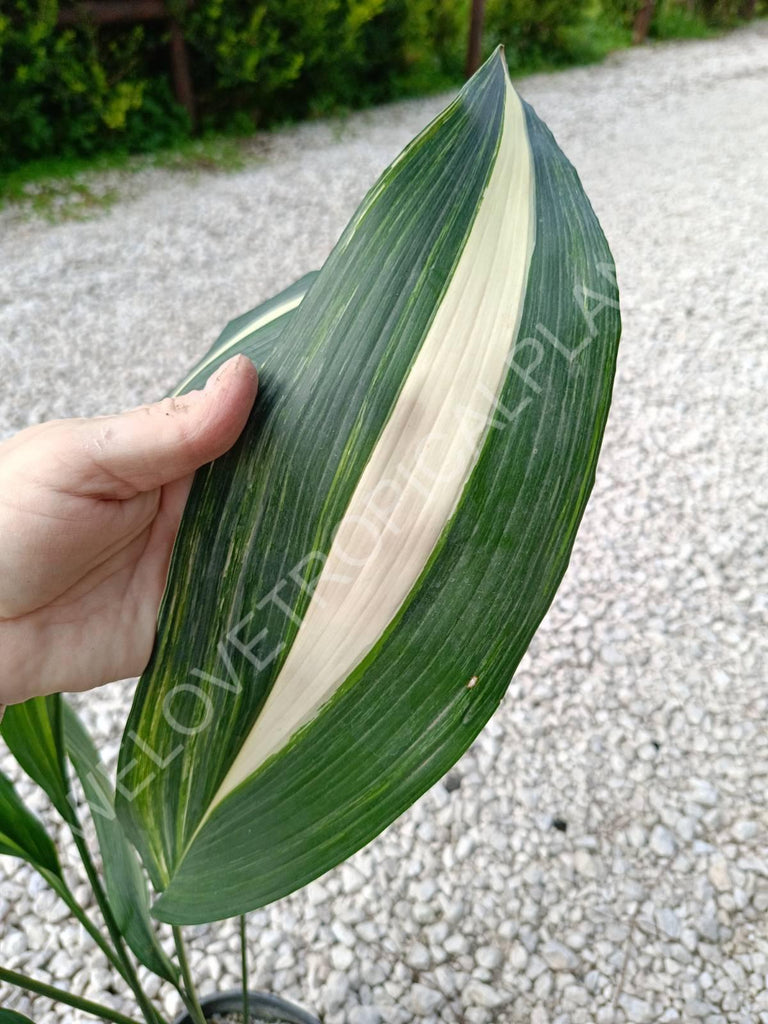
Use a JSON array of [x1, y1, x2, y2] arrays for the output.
[[2, 23, 767, 1024]]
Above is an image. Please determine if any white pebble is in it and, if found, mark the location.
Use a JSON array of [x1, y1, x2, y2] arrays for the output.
[[541, 939, 579, 972], [408, 983, 443, 1016], [650, 825, 677, 857]]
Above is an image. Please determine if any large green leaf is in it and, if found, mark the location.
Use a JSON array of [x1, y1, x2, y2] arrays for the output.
[[62, 703, 177, 983], [118, 50, 620, 923], [1, 696, 73, 824], [0, 769, 61, 877]]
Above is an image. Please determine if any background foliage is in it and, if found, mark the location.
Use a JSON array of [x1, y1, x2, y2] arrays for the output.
[[1, 0, 764, 172]]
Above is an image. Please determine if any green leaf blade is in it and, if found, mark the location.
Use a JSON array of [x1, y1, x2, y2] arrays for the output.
[[151, 97, 620, 925], [62, 703, 177, 983], [172, 271, 319, 397], [0, 770, 61, 878], [0, 1009, 37, 1024], [118, 50, 509, 890], [1, 696, 72, 824], [119, 52, 620, 925]]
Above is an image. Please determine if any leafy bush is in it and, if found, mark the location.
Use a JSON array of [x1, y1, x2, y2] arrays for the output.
[[1, 0, 464, 171], [175, 0, 466, 127], [0, 0, 189, 171], [484, 0, 615, 71], [602, 0, 765, 40], [1, 0, 764, 174]]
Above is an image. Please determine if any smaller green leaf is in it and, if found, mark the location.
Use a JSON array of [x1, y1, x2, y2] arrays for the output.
[[172, 271, 318, 397], [1, 696, 73, 824], [0, 770, 61, 878], [62, 703, 177, 984], [0, 1009, 37, 1024]]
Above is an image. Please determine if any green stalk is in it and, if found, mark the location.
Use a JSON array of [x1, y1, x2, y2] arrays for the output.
[[41, 869, 130, 984], [0, 966, 143, 1024], [172, 927, 207, 1024], [240, 915, 248, 1024], [69, 826, 168, 1024]]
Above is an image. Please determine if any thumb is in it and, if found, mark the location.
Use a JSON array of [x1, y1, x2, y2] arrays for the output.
[[76, 355, 258, 497]]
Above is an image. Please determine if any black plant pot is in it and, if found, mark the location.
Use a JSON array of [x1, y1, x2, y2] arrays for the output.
[[172, 990, 320, 1024]]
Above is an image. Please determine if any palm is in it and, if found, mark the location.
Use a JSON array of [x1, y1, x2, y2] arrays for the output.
[[0, 353, 258, 706], [0, 474, 192, 702]]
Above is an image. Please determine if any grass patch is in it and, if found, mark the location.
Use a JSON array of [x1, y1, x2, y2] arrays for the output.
[[0, 152, 126, 213], [22, 181, 121, 222], [0, 134, 257, 222], [150, 134, 251, 174]]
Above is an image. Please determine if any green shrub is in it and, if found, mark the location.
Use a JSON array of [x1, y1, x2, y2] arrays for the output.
[[176, 0, 465, 127], [1, 0, 764, 174], [0, 0, 465, 171], [0, 0, 189, 171], [485, 0, 591, 70]]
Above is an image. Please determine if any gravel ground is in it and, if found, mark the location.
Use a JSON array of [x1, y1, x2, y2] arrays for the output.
[[2, 23, 767, 1024]]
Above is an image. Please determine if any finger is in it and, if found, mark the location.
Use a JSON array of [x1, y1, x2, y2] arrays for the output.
[[74, 355, 258, 497]]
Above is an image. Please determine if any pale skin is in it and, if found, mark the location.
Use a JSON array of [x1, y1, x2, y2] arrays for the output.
[[0, 354, 258, 707]]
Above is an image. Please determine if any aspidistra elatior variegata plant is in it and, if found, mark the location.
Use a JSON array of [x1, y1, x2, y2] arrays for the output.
[[117, 48, 621, 924]]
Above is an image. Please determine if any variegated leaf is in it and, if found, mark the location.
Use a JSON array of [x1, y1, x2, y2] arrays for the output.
[[117, 49, 620, 923]]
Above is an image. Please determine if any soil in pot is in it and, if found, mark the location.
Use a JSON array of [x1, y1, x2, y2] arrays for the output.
[[173, 990, 320, 1024], [210, 1014, 289, 1024]]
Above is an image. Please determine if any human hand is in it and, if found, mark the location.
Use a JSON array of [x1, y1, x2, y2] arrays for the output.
[[0, 355, 258, 706]]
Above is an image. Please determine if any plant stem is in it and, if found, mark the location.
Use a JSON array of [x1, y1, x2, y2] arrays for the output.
[[69, 826, 168, 1024], [172, 927, 207, 1024], [42, 870, 131, 984], [240, 915, 248, 1024], [0, 966, 143, 1024]]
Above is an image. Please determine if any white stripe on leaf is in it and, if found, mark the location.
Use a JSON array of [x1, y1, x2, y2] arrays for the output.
[[214, 72, 536, 808]]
